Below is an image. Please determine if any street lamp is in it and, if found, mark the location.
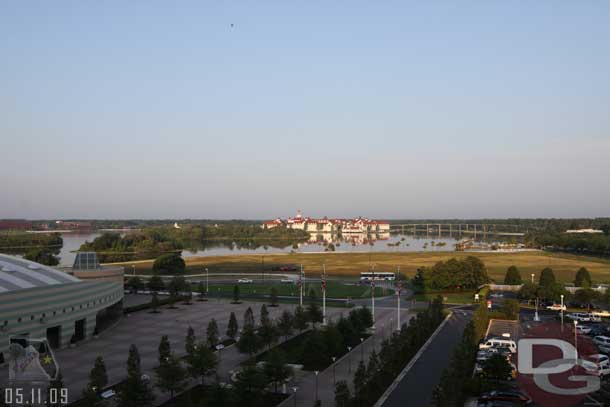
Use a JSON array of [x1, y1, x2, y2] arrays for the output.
[[347, 346, 352, 372], [574, 320, 579, 362], [314, 371, 319, 401], [332, 357, 337, 384], [205, 268, 209, 294], [360, 337, 364, 361], [292, 387, 298, 407], [560, 294, 565, 330], [531, 273, 535, 284]]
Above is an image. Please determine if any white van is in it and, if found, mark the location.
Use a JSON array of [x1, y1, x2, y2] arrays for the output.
[[478, 338, 517, 353]]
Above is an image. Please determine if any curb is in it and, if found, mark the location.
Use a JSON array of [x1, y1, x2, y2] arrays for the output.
[[373, 311, 454, 407]]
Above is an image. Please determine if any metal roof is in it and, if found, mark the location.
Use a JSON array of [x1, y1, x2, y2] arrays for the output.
[[0, 254, 80, 293]]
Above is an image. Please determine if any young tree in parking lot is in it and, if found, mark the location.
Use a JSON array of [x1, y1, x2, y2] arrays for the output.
[[186, 341, 218, 385], [244, 307, 255, 329], [353, 361, 368, 406], [500, 299, 521, 320], [503, 266, 522, 285], [260, 304, 270, 326], [307, 302, 323, 328], [227, 312, 239, 340], [147, 273, 165, 292], [89, 356, 108, 391], [117, 345, 155, 407], [259, 321, 278, 351], [151, 291, 161, 313], [197, 281, 207, 301], [482, 354, 513, 384], [293, 305, 308, 333], [335, 380, 351, 407], [155, 353, 187, 399], [233, 284, 241, 304], [237, 325, 262, 357], [539, 267, 556, 288], [183, 281, 193, 304], [574, 267, 592, 288], [207, 319, 220, 348], [277, 310, 294, 341], [270, 287, 279, 307], [185, 326, 196, 356], [158, 335, 171, 365]]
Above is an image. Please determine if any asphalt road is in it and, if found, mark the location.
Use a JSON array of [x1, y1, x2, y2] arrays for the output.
[[381, 309, 472, 407]]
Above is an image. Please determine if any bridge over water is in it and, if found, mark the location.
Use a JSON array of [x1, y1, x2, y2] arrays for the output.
[[389, 223, 526, 237]]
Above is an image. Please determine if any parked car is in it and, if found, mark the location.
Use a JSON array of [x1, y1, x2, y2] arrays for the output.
[[588, 313, 602, 323], [490, 293, 504, 298], [546, 303, 567, 311], [589, 353, 610, 368], [577, 325, 593, 335], [587, 325, 607, 337], [478, 390, 532, 405], [280, 279, 295, 284], [593, 336, 610, 353], [237, 278, 253, 284], [581, 356, 610, 377], [479, 338, 517, 353], [567, 312, 592, 322]]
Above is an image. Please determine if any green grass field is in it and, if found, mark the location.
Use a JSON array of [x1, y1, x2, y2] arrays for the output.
[[111, 250, 610, 283], [206, 281, 388, 299]]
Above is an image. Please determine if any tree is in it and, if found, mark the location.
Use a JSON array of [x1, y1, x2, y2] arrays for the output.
[[227, 312, 239, 341], [207, 319, 220, 348], [503, 266, 522, 285], [500, 299, 520, 320], [270, 287, 279, 307], [117, 345, 155, 407], [127, 276, 144, 292], [233, 284, 241, 304], [151, 292, 161, 313], [574, 288, 599, 307], [277, 310, 293, 341], [323, 322, 344, 359], [353, 361, 368, 405], [482, 354, 513, 383], [237, 326, 261, 357], [185, 326, 196, 356], [244, 307, 255, 329], [302, 330, 328, 370], [575, 267, 592, 288], [539, 267, 556, 288], [233, 362, 269, 404], [183, 281, 193, 304], [335, 380, 351, 407], [89, 356, 108, 390], [147, 273, 165, 292], [24, 248, 59, 266], [155, 353, 187, 399], [158, 335, 171, 365], [186, 341, 218, 385], [263, 349, 292, 393], [197, 281, 207, 301], [518, 281, 538, 300], [152, 253, 186, 274], [260, 304, 270, 326], [293, 305, 308, 333], [307, 302, 323, 327], [601, 224, 610, 236], [259, 321, 278, 350]]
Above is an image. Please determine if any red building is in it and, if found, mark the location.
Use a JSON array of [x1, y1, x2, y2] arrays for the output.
[[0, 220, 32, 231]]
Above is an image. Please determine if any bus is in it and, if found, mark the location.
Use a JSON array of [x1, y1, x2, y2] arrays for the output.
[[360, 272, 395, 282]]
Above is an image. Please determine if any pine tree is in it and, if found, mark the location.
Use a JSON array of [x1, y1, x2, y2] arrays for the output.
[[353, 361, 368, 406], [575, 267, 592, 288], [503, 266, 522, 285], [207, 319, 220, 348], [260, 304, 270, 326], [334, 380, 351, 407], [227, 312, 239, 340], [244, 307, 255, 329], [277, 310, 293, 341], [117, 345, 155, 407], [89, 356, 108, 390], [158, 335, 171, 365], [151, 292, 161, 313], [293, 305, 308, 333], [155, 353, 187, 399], [270, 287, 279, 307], [186, 341, 218, 385], [263, 349, 291, 393], [185, 326, 196, 356], [233, 284, 241, 303]]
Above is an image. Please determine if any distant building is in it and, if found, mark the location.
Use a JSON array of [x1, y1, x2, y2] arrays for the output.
[[262, 211, 390, 234], [0, 219, 32, 231], [55, 221, 93, 231], [565, 229, 603, 234]]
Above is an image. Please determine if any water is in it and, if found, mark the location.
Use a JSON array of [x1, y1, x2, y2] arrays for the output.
[[55, 232, 461, 265]]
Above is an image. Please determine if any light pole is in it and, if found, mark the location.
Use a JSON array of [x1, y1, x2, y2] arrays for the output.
[[560, 294, 564, 330], [206, 268, 209, 294], [292, 387, 298, 407], [534, 297, 540, 322], [347, 346, 352, 372], [397, 281, 402, 331], [531, 273, 535, 284], [360, 337, 364, 362], [371, 265, 376, 327], [332, 356, 337, 384], [299, 264, 304, 307], [314, 370, 319, 401], [322, 264, 327, 326], [574, 320, 579, 362]]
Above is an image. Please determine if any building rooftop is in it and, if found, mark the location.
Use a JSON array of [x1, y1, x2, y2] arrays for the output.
[[0, 254, 80, 293]]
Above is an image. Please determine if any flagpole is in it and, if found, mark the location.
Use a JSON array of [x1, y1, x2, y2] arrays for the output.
[[322, 264, 327, 326], [299, 264, 303, 307]]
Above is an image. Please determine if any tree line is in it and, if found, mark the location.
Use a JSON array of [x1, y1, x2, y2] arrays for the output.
[[412, 256, 490, 292]]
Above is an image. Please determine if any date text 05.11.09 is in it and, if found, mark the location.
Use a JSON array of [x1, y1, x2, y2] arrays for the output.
[[5, 387, 69, 405]]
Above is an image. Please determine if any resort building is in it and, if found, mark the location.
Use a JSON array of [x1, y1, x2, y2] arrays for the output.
[[261, 211, 390, 233]]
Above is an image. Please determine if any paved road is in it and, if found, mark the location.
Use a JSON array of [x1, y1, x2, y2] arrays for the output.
[[381, 309, 472, 407]]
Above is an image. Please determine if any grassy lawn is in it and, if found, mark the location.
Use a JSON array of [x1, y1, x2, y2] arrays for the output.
[[109, 251, 610, 283], [212, 281, 388, 299]]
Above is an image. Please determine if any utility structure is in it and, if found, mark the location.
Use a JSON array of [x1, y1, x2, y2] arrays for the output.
[[321, 264, 327, 326]]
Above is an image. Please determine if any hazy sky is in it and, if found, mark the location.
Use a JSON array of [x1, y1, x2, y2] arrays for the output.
[[2, 1, 609, 220]]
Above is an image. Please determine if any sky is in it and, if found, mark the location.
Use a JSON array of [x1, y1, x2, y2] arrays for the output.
[[1, 1, 609, 220]]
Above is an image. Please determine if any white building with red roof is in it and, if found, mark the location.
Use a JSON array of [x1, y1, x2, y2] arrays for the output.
[[262, 211, 390, 234]]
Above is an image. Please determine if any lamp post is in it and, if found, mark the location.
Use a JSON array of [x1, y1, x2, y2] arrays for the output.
[[205, 268, 209, 294], [314, 371, 319, 401], [322, 264, 327, 326], [560, 294, 565, 330], [360, 337, 364, 362], [347, 346, 352, 372], [574, 320, 579, 362], [534, 297, 540, 322], [371, 265, 376, 327], [292, 387, 298, 407], [531, 273, 535, 284], [332, 356, 337, 385], [397, 281, 402, 331]]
